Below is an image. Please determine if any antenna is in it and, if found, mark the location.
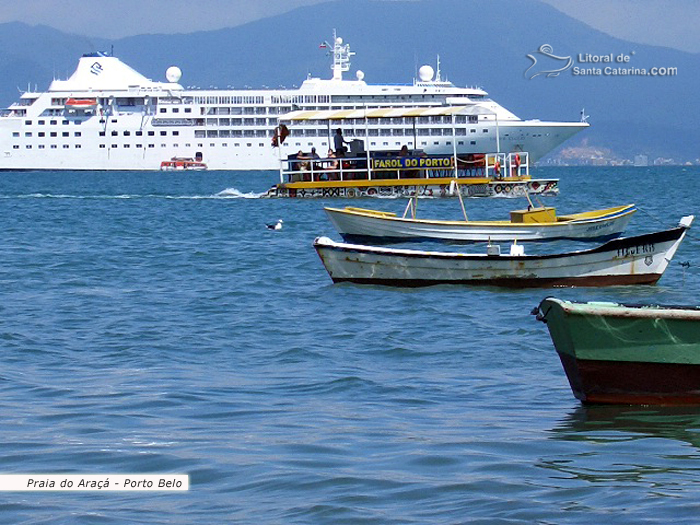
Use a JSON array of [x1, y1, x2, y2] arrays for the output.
[[326, 29, 354, 81]]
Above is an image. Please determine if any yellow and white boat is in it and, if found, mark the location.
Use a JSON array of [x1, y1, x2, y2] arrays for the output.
[[324, 202, 637, 243]]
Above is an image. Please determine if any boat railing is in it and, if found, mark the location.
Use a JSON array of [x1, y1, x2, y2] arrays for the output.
[[279, 151, 530, 184], [484, 152, 529, 179]]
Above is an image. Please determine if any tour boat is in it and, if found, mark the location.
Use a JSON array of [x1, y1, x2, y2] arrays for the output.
[[262, 141, 559, 199]]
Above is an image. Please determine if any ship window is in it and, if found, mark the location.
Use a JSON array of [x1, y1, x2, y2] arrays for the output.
[[38, 132, 45, 137], [136, 144, 142, 148], [112, 144, 118, 148], [63, 144, 69, 148], [50, 132, 57, 137], [99, 144, 106, 148], [483, 129, 488, 133], [38, 145, 45, 149], [25, 120, 31, 125], [25, 145, 31, 149], [136, 131, 143, 136], [38, 120, 45, 125], [124, 144, 130, 148], [124, 131, 130, 136], [173, 131, 179, 136], [12, 132, 19, 137], [173, 108, 179, 113], [161, 144, 166, 147], [160, 131, 167, 136], [470, 141, 476, 145], [25, 132, 32, 137], [12, 145, 19, 149], [99, 131, 106, 137], [111, 131, 118, 136], [160, 108, 167, 113], [173, 143, 178, 147], [470, 129, 476, 133], [75, 144, 81, 149], [62, 121, 69, 125], [148, 144, 155, 148], [62, 132, 69, 137], [50, 120, 57, 125], [458, 141, 464, 145], [184, 108, 192, 113], [111, 119, 117, 123], [148, 131, 155, 136], [51, 145, 57, 149], [446, 142, 452, 146]]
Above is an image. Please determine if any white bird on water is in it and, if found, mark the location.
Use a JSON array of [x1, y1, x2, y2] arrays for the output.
[[267, 219, 283, 230]]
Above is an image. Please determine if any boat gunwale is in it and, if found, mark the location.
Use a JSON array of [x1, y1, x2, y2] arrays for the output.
[[541, 297, 700, 321], [325, 204, 637, 228], [314, 222, 688, 261]]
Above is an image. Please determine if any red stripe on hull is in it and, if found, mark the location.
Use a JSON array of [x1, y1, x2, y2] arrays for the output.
[[331, 274, 662, 288], [557, 351, 700, 405]]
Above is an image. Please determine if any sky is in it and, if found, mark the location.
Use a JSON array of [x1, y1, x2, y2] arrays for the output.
[[0, 0, 698, 53]]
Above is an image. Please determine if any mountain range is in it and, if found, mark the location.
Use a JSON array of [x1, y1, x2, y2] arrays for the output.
[[0, 0, 696, 162]]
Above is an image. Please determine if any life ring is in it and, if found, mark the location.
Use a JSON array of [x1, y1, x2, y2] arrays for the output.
[[494, 184, 502, 193], [347, 189, 355, 198], [494, 160, 501, 176]]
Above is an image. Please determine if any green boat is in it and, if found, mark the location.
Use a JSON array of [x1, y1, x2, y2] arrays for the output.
[[534, 297, 700, 405]]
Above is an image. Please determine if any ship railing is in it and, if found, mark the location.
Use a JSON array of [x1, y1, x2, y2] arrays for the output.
[[484, 152, 530, 179], [280, 151, 530, 183]]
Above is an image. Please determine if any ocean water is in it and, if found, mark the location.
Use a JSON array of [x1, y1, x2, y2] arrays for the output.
[[0, 166, 699, 524]]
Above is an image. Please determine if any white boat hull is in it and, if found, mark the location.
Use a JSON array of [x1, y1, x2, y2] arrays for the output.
[[313, 216, 693, 288]]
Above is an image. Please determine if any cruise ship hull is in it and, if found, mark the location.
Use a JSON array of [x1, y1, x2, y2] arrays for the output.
[[0, 119, 586, 171]]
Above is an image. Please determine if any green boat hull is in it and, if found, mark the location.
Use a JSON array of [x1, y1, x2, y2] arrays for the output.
[[536, 298, 700, 405]]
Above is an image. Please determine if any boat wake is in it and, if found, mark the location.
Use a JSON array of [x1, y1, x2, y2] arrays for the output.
[[216, 187, 268, 199]]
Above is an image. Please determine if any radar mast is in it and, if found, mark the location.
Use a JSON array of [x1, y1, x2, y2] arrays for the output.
[[321, 30, 355, 81]]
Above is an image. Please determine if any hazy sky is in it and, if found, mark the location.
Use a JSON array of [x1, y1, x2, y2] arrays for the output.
[[0, 0, 698, 53]]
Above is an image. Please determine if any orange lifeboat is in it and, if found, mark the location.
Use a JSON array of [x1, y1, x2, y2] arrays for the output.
[[160, 157, 207, 171]]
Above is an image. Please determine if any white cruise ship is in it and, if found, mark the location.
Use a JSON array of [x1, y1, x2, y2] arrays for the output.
[[0, 33, 587, 171]]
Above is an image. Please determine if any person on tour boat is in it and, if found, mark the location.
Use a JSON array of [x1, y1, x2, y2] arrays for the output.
[[333, 128, 349, 155]]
